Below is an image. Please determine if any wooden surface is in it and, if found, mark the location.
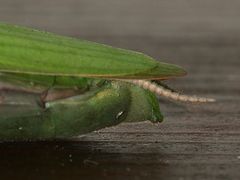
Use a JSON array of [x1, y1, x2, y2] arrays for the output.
[[0, 0, 240, 179]]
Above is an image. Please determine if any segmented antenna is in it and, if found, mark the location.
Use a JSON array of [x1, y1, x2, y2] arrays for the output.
[[124, 80, 215, 103]]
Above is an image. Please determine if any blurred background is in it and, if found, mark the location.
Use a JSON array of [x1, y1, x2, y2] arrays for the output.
[[0, 0, 240, 180]]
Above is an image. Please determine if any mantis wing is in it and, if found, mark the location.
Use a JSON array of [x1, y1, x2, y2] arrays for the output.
[[0, 22, 186, 80]]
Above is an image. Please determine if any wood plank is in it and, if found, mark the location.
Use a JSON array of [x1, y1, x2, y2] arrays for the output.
[[0, 0, 240, 179]]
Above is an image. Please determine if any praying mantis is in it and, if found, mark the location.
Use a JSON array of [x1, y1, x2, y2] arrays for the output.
[[0, 22, 215, 141]]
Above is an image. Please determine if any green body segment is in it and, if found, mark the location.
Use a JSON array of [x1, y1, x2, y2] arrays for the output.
[[0, 80, 162, 141]]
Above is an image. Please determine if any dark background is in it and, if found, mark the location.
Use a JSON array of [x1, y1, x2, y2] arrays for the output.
[[0, 0, 240, 179]]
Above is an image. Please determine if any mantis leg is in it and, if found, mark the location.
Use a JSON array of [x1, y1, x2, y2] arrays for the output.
[[0, 83, 131, 141]]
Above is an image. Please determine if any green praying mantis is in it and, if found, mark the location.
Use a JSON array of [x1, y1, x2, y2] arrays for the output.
[[0, 22, 215, 141]]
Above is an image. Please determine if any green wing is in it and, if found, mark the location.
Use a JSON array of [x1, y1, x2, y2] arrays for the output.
[[0, 22, 186, 80]]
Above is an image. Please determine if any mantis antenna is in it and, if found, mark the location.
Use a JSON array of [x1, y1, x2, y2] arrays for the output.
[[125, 80, 215, 103]]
